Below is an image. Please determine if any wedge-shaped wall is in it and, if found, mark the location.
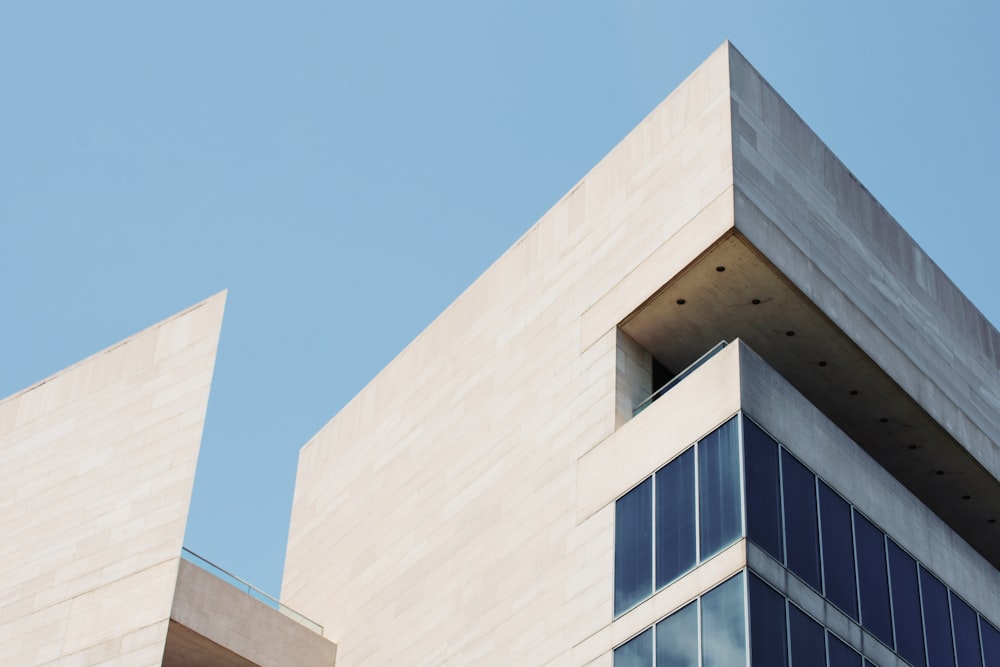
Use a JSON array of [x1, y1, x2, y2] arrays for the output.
[[0, 293, 225, 666]]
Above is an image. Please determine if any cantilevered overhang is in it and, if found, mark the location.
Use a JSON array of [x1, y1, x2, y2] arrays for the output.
[[162, 558, 337, 667], [621, 231, 1000, 567]]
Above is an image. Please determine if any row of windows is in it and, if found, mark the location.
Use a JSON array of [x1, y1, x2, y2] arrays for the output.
[[614, 571, 879, 667], [613, 412, 1000, 665], [748, 572, 874, 667], [614, 416, 742, 616], [614, 573, 746, 667], [743, 417, 1000, 667]]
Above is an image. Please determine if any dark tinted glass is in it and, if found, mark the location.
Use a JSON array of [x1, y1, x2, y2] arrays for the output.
[[656, 600, 698, 667], [828, 633, 862, 667], [615, 478, 652, 615], [699, 417, 742, 559], [743, 417, 783, 560], [854, 512, 893, 646], [864, 660, 878, 667], [655, 449, 696, 589], [748, 573, 787, 667], [888, 540, 926, 667], [920, 567, 955, 667], [788, 605, 824, 667], [950, 593, 983, 667], [615, 628, 653, 667], [781, 450, 821, 591], [818, 481, 858, 620], [982, 617, 1000, 667], [702, 573, 747, 667]]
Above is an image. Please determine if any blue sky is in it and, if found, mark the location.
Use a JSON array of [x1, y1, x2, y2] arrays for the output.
[[2, 2, 997, 598]]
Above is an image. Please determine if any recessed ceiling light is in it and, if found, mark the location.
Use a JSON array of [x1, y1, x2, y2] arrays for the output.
[[880, 417, 889, 423], [716, 266, 725, 272], [751, 299, 761, 305], [785, 331, 795, 337], [818, 361, 827, 367], [962, 495, 971, 500], [676, 299, 686, 305], [908, 445, 918, 450], [936, 470, 945, 476], [849, 390, 859, 396]]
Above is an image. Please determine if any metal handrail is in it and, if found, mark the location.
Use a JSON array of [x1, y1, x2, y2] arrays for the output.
[[181, 547, 323, 635], [632, 340, 728, 417]]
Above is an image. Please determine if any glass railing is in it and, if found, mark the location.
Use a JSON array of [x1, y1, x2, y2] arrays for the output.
[[632, 340, 728, 417], [180, 547, 323, 635]]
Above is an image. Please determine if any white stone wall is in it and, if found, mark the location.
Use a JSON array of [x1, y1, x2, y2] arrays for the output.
[[0, 293, 225, 666]]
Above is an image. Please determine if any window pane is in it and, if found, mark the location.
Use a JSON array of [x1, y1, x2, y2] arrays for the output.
[[981, 617, 1000, 667], [888, 540, 926, 667], [920, 567, 955, 667], [854, 512, 893, 647], [656, 449, 696, 589], [864, 660, 878, 667], [819, 481, 858, 620], [743, 417, 783, 560], [699, 417, 742, 559], [702, 573, 747, 667], [781, 450, 821, 591], [615, 628, 653, 667], [657, 600, 698, 667], [950, 593, 983, 667], [788, 605, 825, 667], [615, 478, 653, 615], [828, 633, 862, 667], [749, 574, 787, 667]]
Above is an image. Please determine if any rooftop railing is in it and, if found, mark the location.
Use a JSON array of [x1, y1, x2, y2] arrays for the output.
[[180, 547, 323, 636], [632, 340, 728, 417]]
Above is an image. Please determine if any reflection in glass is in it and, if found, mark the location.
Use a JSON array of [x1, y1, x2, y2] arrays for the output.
[[614, 628, 653, 667], [702, 573, 746, 667], [950, 593, 984, 667], [788, 605, 824, 666], [828, 633, 862, 667], [748, 574, 787, 667], [744, 417, 783, 561], [656, 449, 696, 589], [981, 617, 1000, 667], [854, 512, 893, 647], [888, 540, 925, 667], [818, 481, 858, 620], [656, 600, 698, 667], [781, 450, 821, 591], [615, 479, 652, 616], [699, 417, 741, 560], [920, 567, 955, 667]]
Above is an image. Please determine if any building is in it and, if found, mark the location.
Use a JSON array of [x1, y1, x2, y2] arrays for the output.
[[2, 42, 998, 666]]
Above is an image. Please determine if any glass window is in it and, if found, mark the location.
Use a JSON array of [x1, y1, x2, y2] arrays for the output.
[[615, 628, 653, 667], [656, 600, 698, 667], [828, 633, 862, 667], [615, 478, 652, 616], [699, 417, 742, 560], [950, 593, 983, 667], [981, 617, 1000, 667], [920, 566, 955, 667], [781, 450, 821, 591], [748, 573, 788, 667], [743, 417, 783, 561], [818, 481, 858, 621], [702, 573, 747, 667], [788, 605, 825, 666], [887, 540, 925, 667], [656, 449, 696, 589], [854, 511, 893, 647], [864, 660, 878, 667]]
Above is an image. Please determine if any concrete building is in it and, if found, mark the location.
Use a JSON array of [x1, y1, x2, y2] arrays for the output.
[[2, 42, 998, 666], [282, 42, 999, 666]]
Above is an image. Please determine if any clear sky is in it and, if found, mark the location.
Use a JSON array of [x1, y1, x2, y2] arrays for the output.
[[2, 2, 997, 599]]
